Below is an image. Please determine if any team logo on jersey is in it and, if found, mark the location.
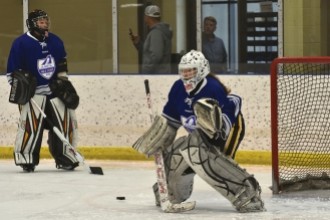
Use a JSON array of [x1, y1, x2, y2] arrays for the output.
[[39, 42, 47, 49], [181, 115, 197, 133], [184, 97, 194, 108], [37, 55, 55, 79]]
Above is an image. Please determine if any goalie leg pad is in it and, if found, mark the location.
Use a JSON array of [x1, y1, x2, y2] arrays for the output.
[[47, 98, 79, 168], [163, 136, 195, 204], [14, 95, 46, 165], [180, 130, 265, 212], [133, 115, 177, 156]]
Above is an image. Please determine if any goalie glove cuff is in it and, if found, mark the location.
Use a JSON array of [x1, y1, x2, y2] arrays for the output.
[[218, 114, 231, 140]]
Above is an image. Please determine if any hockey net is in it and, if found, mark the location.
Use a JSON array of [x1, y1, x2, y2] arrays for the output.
[[270, 57, 330, 194]]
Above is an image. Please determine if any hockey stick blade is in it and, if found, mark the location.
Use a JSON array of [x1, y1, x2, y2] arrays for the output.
[[144, 80, 196, 213], [31, 98, 104, 175], [90, 166, 104, 175], [73, 150, 104, 175]]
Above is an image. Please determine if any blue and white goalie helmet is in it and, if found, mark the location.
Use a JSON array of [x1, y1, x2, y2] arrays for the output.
[[179, 50, 210, 93]]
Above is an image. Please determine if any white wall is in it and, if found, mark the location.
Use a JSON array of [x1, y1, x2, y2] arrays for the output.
[[0, 75, 271, 151]]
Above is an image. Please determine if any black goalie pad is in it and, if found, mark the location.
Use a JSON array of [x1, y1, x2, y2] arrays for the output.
[[50, 78, 79, 109], [9, 69, 37, 105]]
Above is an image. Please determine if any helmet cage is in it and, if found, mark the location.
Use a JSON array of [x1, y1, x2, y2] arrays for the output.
[[179, 64, 199, 93], [26, 10, 50, 36], [178, 50, 210, 93]]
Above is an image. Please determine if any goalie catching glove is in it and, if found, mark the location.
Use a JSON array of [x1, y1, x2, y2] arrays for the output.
[[50, 77, 79, 109], [194, 98, 229, 140], [9, 69, 37, 105], [133, 115, 177, 156]]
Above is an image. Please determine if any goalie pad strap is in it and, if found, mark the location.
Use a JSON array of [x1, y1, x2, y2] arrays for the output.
[[9, 70, 37, 105], [133, 115, 177, 156], [180, 130, 265, 212]]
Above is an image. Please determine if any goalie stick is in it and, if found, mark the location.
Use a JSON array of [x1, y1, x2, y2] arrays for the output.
[[144, 79, 196, 213], [30, 98, 104, 175]]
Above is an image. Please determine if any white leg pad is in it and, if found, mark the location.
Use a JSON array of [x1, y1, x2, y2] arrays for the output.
[[14, 95, 46, 165], [180, 130, 266, 212], [48, 98, 79, 165], [163, 136, 195, 204]]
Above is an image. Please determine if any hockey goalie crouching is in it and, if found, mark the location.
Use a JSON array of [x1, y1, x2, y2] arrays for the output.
[[6, 9, 80, 172], [133, 50, 265, 212]]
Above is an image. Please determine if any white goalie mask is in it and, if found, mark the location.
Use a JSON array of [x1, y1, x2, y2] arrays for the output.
[[179, 50, 210, 93]]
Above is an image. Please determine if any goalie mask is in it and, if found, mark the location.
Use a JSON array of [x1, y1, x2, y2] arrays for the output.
[[26, 9, 50, 38], [179, 50, 210, 93]]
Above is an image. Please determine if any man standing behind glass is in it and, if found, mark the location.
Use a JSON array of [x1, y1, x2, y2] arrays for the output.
[[202, 16, 227, 73], [130, 5, 172, 74]]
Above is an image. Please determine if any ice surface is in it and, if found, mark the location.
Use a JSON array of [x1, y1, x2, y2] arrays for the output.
[[1, 160, 329, 220]]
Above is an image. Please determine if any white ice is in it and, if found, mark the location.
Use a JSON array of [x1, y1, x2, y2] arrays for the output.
[[1, 159, 329, 220]]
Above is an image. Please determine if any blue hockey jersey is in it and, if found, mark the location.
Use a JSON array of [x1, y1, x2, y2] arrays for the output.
[[162, 76, 242, 133], [6, 32, 67, 95]]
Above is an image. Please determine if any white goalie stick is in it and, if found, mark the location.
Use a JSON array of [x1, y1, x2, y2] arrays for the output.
[[144, 79, 196, 213], [30, 98, 104, 175]]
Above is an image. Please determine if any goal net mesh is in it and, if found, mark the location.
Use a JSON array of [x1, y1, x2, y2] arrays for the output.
[[271, 57, 330, 193]]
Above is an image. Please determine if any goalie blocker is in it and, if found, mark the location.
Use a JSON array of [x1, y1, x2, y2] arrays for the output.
[[9, 69, 37, 105]]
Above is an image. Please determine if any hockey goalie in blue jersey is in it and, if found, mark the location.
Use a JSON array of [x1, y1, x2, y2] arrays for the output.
[[133, 50, 265, 212], [6, 9, 80, 172]]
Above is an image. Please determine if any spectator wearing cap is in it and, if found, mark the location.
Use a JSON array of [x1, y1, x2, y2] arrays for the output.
[[202, 16, 228, 73], [130, 5, 173, 74]]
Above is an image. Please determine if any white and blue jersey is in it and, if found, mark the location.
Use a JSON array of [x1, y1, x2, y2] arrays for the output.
[[162, 76, 242, 133], [6, 32, 66, 95]]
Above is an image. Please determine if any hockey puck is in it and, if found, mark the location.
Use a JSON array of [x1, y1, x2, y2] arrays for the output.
[[116, 196, 126, 200]]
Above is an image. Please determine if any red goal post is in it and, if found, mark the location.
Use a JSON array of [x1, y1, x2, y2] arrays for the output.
[[270, 57, 330, 194]]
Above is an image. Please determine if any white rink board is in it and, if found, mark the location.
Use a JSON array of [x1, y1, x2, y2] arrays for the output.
[[0, 75, 271, 151]]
